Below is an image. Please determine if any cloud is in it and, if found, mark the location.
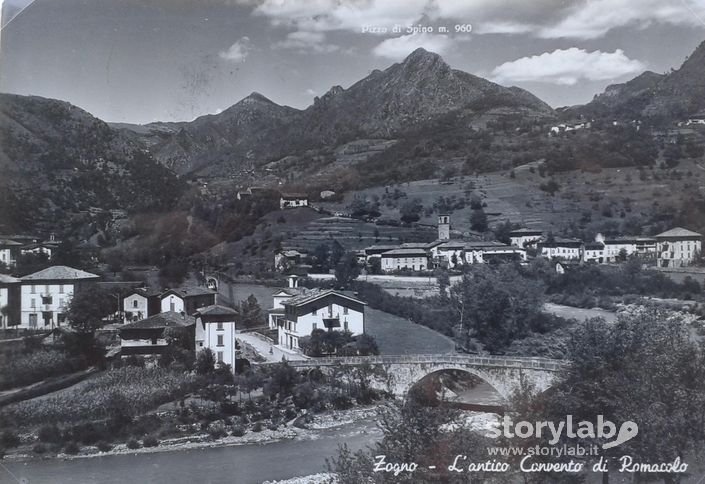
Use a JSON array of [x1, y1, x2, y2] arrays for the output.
[[538, 0, 705, 39], [372, 32, 454, 60], [491, 48, 646, 86], [218, 37, 252, 62], [253, 0, 430, 33], [305, 88, 317, 96], [474, 21, 535, 35], [273, 30, 339, 53]]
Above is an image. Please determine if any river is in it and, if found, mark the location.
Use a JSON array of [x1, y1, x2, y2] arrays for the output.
[[2, 419, 380, 484]]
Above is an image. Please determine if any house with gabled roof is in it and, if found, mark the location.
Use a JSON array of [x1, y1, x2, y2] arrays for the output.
[[19, 266, 99, 329], [160, 286, 217, 316], [655, 227, 702, 268], [194, 304, 239, 368], [119, 311, 195, 357], [123, 287, 162, 323], [278, 289, 366, 351]]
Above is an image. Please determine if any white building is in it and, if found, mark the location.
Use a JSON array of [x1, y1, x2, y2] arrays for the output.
[[280, 193, 309, 209], [509, 229, 543, 249], [194, 305, 239, 368], [19, 266, 100, 329], [463, 241, 527, 264], [380, 248, 430, 272], [123, 288, 159, 323], [279, 290, 366, 351], [0, 274, 20, 329], [0, 239, 21, 268], [655, 227, 702, 268], [160, 286, 217, 315], [538, 238, 583, 260], [583, 242, 605, 263], [268, 276, 301, 330]]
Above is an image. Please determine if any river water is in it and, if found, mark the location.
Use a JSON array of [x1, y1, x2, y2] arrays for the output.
[[2, 420, 380, 484]]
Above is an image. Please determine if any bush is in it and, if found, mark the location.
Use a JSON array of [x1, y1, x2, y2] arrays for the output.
[[64, 442, 80, 454], [97, 441, 113, 452], [38, 424, 62, 443], [32, 443, 47, 454], [208, 423, 227, 440], [332, 395, 353, 410], [142, 435, 159, 447], [1, 431, 20, 448], [126, 438, 141, 449], [0, 350, 87, 391], [230, 425, 246, 437], [251, 422, 264, 433]]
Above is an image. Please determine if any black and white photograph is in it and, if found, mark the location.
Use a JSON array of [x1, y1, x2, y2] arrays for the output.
[[1, 0, 705, 482]]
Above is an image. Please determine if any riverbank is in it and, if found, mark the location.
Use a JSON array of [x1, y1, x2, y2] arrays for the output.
[[2, 406, 380, 463]]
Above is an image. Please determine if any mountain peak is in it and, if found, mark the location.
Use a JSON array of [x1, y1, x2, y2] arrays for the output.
[[402, 48, 444, 65], [241, 92, 274, 104]]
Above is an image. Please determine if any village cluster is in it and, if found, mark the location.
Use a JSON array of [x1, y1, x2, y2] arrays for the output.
[[276, 215, 702, 274], [0, 230, 368, 363]]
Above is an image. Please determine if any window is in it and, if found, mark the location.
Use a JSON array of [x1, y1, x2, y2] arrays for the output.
[[217, 335, 224, 346], [31, 284, 36, 294], [344, 320, 349, 331], [217, 351, 224, 363], [31, 298, 36, 309], [217, 322, 224, 330], [29, 313, 37, 328], [42, 296, 52, 305], [312, 308, 317, 316], [312, 323, 317, 330], [45, 284, 50, 294], [59, 284, 64, 294], [133, 300, 138, 308], [343, 307, 348, 315]]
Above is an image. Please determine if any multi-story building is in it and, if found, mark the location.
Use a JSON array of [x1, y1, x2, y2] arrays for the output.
[[380, 248, 430, 272], [194, 305, 239, 367], [278, 290, 366, 351], [19, 266, 100, 329], [509, 229, 543, 249], [655, 227, 702, 268], [279, 193, 309, 209], [463, 241, 527, 264], [538, 238, 583, 260]]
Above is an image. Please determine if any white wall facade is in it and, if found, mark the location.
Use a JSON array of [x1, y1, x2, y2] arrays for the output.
[[381, 255, 429, 272], [0, 248, 15, 267], [510, 235, 542, 248], [124, 294, 149, 322], [280, 302, 364, 350], [540, 246, 582, 260], [20, 282, 73, 329], [0, 287, 8, 329], [161, 294, 185, 314], [195, 319, 237, 368], [657, 238, 702, 268]]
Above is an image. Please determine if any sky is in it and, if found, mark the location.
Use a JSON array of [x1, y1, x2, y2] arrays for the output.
[[1, 0, 704, 124]]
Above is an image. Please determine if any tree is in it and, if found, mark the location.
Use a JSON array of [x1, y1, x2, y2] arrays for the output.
[[449, 265, 546, 352], [469, 208, 488, 232], [493, 219, 516, 245], [368, 257, 382, 275], [399, 198, 423, 224], [334, 252, 360, 288], [196, 348, 216, 375], [239, 295, 264, 328], [67, 286, 116, 333], [520, 310, 705, 483], [312, 243, 330, 272]]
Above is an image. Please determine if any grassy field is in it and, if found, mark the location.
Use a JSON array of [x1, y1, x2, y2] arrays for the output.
[[365, 307, 455, 355]]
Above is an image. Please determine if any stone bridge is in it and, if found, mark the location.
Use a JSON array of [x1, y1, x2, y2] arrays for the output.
[[283, 354, 567, 401]]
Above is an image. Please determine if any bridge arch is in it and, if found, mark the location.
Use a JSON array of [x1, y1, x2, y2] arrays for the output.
[[392, 364, 513, 401]]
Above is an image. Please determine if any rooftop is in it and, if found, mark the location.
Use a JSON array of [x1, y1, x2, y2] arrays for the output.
[[120, 311, 195, 330], [282, 289, 365, 308], [21, 265, 100, 281], [0, 274, 20, 284], [380, 248, 429, 256], [0, 239, 23, 247], [194, 304, 239, 317], [655, 227, 702, 238], [162, 286, 217, 298]]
